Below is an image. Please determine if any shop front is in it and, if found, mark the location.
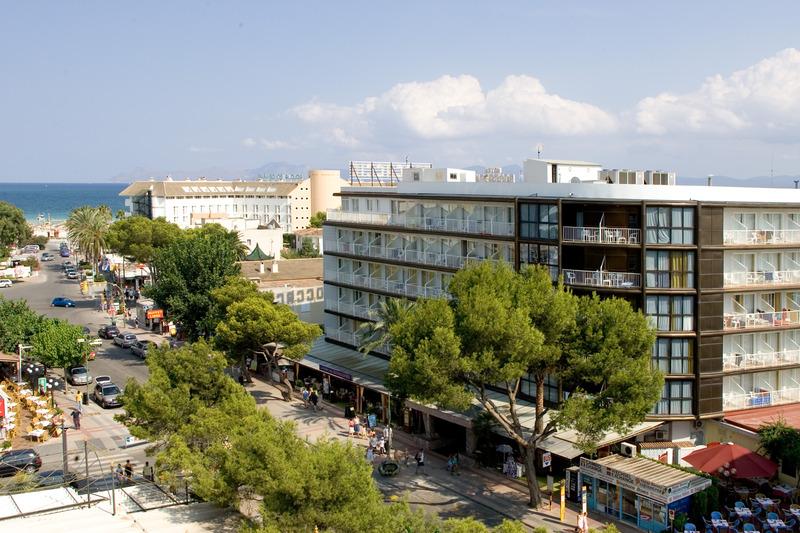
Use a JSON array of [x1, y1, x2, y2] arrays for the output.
[[579, 455, 711, 533]]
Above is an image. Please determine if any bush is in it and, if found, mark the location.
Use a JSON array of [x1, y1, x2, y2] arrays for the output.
[[0, 245, 8, 260], [20, 257, 39, 270], [23, 235, 49, 248], [93, 274, 106, 282]]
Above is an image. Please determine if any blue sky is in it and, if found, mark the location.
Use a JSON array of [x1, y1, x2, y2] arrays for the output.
[[1, 1, 799, 181]]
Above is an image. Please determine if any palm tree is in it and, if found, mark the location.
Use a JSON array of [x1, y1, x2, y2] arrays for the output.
[[65, 206, 111, 271], [357, 298, 413, 355]]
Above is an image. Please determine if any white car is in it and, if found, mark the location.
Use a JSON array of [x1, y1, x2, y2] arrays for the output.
[[0, 279, 12, 288]]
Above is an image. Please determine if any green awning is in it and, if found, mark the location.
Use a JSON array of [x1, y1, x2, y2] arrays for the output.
[[245, 244, 272, 261]]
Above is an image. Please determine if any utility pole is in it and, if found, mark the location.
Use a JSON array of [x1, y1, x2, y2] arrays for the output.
[[61, 421, 68, 476], [83, 440, 90, 504]]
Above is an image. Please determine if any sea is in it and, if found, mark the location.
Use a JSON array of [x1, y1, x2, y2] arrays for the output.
[[0, 182, 127, 222]]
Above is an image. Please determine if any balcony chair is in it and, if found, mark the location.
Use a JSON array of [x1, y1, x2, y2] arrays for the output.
[[743, 524, 756, 532], [713, 512, 725, 521]]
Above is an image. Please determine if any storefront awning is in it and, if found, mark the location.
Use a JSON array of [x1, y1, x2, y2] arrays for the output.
[[296, 337, 389, 394], [0, 353, 20, 364], [538, 421, 664, 460], [580, 454, 711, 504]]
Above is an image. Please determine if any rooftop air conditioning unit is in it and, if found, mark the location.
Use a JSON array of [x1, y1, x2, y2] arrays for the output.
[[620, 442, 637, 458]]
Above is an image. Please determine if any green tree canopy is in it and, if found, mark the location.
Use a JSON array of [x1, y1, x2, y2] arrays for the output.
[[308, 211, 326, 228], [106, 215, 182, 268], [146, 224, 242, 340], [386, 262, 662, 506], [65, 205, 112, 265], [758, 419, 800, 472], [29, 319, 91, 368], [0, 297, 44, 354], [0, 201, 32, 247]]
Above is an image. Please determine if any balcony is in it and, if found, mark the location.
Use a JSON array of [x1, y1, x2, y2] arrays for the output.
[[724, 229, 800, 245], [724, 270, 800, 288], [325, 327, 359, 346], [326, 300, 378, 320], [724, 310, 800, 330], [562, 226, 641, 245], [329, 271, 448, 299], [723, 387, 800, 411], [328, 210, 514, 237], [324, 241, 504, 270], [723, 349, 800, 371], [562, 269, 641, 289]]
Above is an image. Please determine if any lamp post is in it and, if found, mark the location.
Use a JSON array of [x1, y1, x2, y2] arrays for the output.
[[76, 338, 91, 399], [25, 362, 44, 391], [45, 377, 61, 408], [17, 344, 33, 383]]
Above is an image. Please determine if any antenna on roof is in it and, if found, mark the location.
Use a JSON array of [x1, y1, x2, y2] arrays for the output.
[[794, 180, 798, 190], [536, 144, 543, 160]]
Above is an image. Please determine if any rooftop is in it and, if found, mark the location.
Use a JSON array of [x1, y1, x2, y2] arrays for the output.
[[239, 257, 323, 283], [119, 180, 301, 198]]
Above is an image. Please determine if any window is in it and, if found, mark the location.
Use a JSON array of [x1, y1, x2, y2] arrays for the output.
[[520, 203, 558, 240], [651, 172, 670, 185], [618, 171, 637, 184], [520, 243, 558, 280], [652, 338, 693, 373], [653, 381, 693, 415], [646, 207, 694, 244], [646, 295, 694, 331], [646, 251, 695, 288]]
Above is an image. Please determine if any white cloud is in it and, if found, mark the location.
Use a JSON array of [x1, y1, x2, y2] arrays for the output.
[[241, 137, 296, 150], [291, 74, 617, 148], [188, 146, 222, 153], [635, 48, 800, 136]]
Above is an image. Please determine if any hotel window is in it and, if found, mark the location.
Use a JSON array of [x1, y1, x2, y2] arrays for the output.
[[653, 381, 693, 415], [519, 203, 558, 240], [645, 295, 694, 331], [520, 243, 558, 280], [645, 251, 695, 288], [646, 207, 694, 244], [652, 338, 693, 374]]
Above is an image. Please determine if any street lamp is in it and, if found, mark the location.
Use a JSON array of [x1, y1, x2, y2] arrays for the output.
[[17, 344, 33, 383], [76, 338, 92, 399], [25, 362, 44, 391], [45, 377, 61, 408]]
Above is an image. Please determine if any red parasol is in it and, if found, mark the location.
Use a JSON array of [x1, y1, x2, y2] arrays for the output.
[[683, 442, 777, 479]]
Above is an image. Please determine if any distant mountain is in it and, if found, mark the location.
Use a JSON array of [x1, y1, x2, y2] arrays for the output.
[[112, 162, 310, 182], [678, 175, 800, 188], [244, 161, 308, 178]]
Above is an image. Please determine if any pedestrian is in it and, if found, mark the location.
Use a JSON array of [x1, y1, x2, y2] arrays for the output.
[[415, 448, 426, 475], [142, 461, 154, 482], [353, 416, 361, 438], [134, 317, 139, 329], [124, 459, 133, 480], [310, 388, 319, 411], [369, 433, 377, 450], [366, 447, 375, 463], [348, 417, 355, 438], [71, 409, 81, 429], [75, 390, 82, 410], [377, 436, 386, 455], [302, 387, 310, 408], [577, 511, 588, 533], [114, 464, 124, 483]]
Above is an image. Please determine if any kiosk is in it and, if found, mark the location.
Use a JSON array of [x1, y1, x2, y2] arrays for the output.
[[580, 455, 711, 532]]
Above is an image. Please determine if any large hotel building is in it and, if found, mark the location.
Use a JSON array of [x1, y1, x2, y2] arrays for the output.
[[304, 158, 800, 460]]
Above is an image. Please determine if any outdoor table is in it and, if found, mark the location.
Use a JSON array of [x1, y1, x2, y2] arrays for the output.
[[756, 498, 777, 509], [35, 408, 50, 415], [27, 428, 46, 442], [35, 420, 52, 428], [734, 507, 753, 518], [4, 423, 14, 431], [787, 509, 800, 519], [33, 398, 48, 407], [773, 485, 794, 499], [42, 412, 54, 420], [18, 389, 32, 397], [767, 518, 785, 530], [712, 519, 729, 530]]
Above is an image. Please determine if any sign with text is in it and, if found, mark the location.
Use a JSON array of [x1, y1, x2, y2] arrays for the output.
[[319, 365, 353, 382], [542, 452, 552, 468], [146, 309, 164, 319]]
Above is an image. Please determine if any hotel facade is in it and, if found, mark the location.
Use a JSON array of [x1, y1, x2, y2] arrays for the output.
[[318, 159, 800, 444]]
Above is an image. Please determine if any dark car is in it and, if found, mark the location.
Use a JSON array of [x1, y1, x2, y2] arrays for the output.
[[0, 449, 42, 477], [34, 469, 78, 488], [98, 325, 120, 339], [113, 333, 138, 349], [60, 248, 70, 257], [51, 297, 76, 308], [93, 382, 122, 408], [131, 340, 156, 359]]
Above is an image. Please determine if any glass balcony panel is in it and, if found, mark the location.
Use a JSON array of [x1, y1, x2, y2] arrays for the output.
[[562, 269, 641, 288]]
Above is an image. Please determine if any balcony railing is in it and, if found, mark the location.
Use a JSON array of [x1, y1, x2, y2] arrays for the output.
[[724, 270, 800, 287], [562, 226, 641, 245], [724, 310, 800, 330], [327, 210, 514, 237], [326, 327, 359, 346], [326, 300, 379, 320], [723, 349, 800, 371], [562, 269, 641, 289], [724, 229, 800, 245], [329, 271, 448, 299], [723, 387, 800, 411], [324, 241, 506, 270]]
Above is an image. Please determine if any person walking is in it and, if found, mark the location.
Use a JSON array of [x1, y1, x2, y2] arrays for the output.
[[415, 448, 426, 475], [75, 390, 83, 412], [309, 388, 319, 411], [71, 409, 81, 429], [365, 447, 375, 464], [348, 417, 355, 438], [577, 511, 588, 533], [301, 387, 310, 409], [142, 461, 154, 482], [124, 459, 133, 480], [114, 464, 124, 483]]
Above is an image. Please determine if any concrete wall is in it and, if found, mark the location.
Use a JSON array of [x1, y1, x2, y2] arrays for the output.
[[309, 170, 345, 215], [269, 284, 325, 324]]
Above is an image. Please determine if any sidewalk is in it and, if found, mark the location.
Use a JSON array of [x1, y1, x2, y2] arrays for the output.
[[244, 376, 638, 533]]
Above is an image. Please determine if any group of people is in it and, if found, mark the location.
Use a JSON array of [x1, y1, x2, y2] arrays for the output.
[[113, 460, 155, 483], [301, 386, 320, 410]]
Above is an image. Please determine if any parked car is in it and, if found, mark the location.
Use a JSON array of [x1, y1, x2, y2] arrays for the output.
[[0, 449, 42, 477], [51, 297, 76, 308], [33, 469, 78, 488], [131, 340, 156, 358], [40, 252, 54, 261], [0, 279, 12, 288], [94, 375, 112, 387], [62, 261, 73, 270], [67, 365, 92, 386], [98, 325, 120, 339], [93, 382, 122, 408], [113, 333, 138, 349], [59, 248, 70, 257], [23, 244, 40, 254], [66, 271, 78, 280]]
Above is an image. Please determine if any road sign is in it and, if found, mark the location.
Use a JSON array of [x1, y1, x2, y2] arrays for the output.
[[669, 509, 676, 520], [542, 452, 552, 468]]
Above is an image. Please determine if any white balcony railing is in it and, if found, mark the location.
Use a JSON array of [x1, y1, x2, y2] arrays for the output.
[[325, 327, 359, 346], [723, 387, 800, 411], [724, 310, 800, 330], [324, 241, 506, 270], [562, 269, 641, 289], [329, 271, 449, 299], [562, 226, 641, 245], [724, 229, 800, 245], [326, 301, 379, 320], [327, 210, 515, 237], [724, 270, 800, 287], [723, 349, 800, 371]]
